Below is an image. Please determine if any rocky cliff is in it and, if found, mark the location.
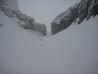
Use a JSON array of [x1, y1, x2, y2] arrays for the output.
[[51, 0, 98, 34]]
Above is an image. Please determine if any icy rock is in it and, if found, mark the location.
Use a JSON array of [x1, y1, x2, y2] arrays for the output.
[[51, 0, 98, 35], [0, 6, 46, 36]]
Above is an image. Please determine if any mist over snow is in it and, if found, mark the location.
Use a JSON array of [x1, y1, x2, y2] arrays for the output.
[[0, 0, 98, 74], [18, 0, 81, 34]]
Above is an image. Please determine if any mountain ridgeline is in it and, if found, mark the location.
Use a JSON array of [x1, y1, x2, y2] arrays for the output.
[[0, 0, 98, 35], [0, 0, 47, 36], [51, 0, 98, 35]]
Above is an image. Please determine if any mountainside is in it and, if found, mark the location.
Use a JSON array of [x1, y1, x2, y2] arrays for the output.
[[0, 10, 98, 74], [0, 0, 18, 9], [0, 0, 47, 35], [1, 0, 98, 35], [0, 0, 98, 74], [0, 6, 47, 35], [51, 0, 98, 34]]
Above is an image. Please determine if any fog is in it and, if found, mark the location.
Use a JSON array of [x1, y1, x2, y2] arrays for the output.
[[18, 0, 80, 34], [0, 0, 98, 74]]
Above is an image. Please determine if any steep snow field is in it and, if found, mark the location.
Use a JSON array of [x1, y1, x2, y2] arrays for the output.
[[0, 9, 98, 74], [0, 0, 98, 74]]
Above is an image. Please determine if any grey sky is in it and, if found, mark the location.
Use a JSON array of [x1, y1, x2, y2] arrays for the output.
[[18, 0, 80, 34], [18, 0, 80, 25]]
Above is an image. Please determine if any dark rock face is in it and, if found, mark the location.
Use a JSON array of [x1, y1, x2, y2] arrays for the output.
[[51, 0, 98, 35], [0, 0, 47, 36], [0, 0, 18, 9], [0, 0, 7, 6], [0, 24, 3, 26], [0, 0, 98, 36], [51, 4, 78, 34]]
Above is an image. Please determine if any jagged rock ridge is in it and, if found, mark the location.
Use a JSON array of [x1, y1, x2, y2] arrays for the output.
[[0, 0, 98, 35], [51, 0, 98, 35], [0, 0, 47, 35]]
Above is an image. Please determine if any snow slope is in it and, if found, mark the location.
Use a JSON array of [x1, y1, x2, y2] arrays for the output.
[[0, 0, 98, 74], [0, 9, 98, 74]]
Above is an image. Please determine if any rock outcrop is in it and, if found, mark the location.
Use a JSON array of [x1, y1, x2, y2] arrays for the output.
[[51, 0, 98, 35], [0, 0, 47, 35]]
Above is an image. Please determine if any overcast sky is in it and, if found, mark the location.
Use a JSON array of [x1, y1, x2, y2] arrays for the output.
[[17, 0, 81, 33], [18, 0, 80, 25]]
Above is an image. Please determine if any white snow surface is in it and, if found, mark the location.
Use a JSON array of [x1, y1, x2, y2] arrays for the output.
[[0, 0, 98, 74]]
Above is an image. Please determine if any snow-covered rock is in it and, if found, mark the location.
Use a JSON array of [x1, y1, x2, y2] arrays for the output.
[[0, 0, 98, 74], [51, 0, 98, 35], [0, 0, 47, 35], [0, 0, 18, 9]]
